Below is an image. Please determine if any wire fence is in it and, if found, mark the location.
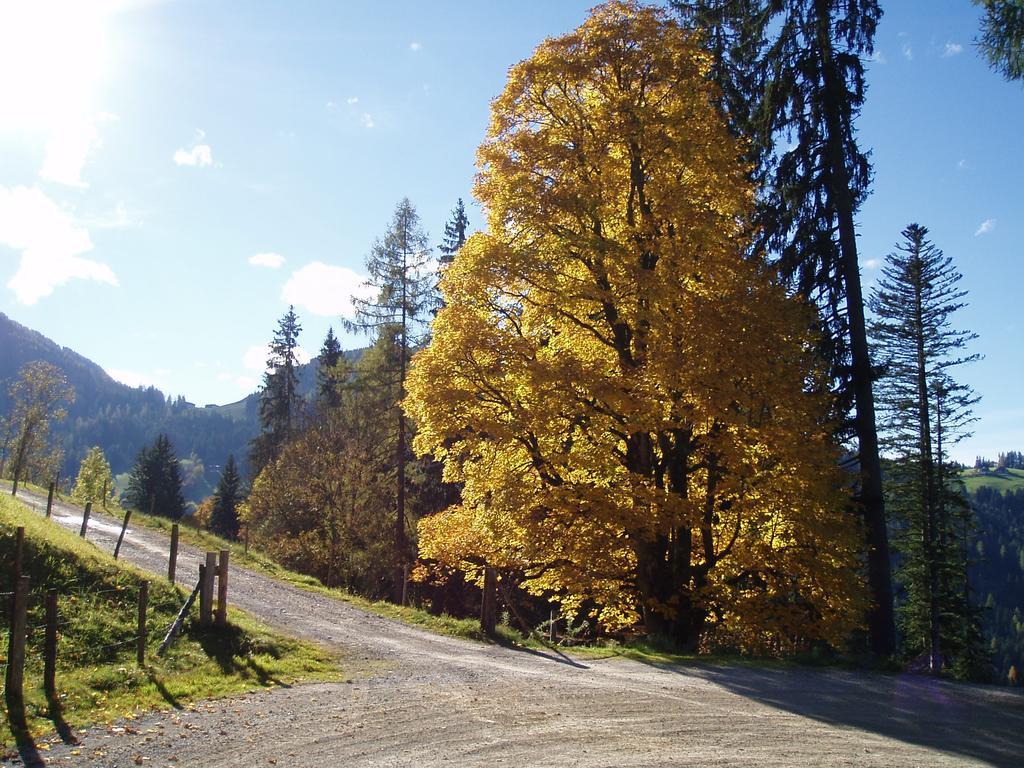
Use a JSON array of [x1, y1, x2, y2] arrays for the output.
[[4, 499, 229, 710]]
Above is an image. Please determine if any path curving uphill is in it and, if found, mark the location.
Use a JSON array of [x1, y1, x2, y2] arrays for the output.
[[5, 488, 1023, 767]]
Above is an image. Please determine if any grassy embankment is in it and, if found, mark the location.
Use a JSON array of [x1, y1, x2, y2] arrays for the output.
[[0, 493, 343, 751]]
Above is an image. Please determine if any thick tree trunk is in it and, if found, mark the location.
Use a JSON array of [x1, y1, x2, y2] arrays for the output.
[[816, 2, 895, 657], [630, 430, 705, 651]]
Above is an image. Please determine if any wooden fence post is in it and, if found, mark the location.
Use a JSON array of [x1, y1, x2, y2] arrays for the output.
[[44, 590, 58, 696], [137, 581, 148, 665], [114, 509, 132, 560], [168, 524, 179, 583], [13, 526, 25, 580], [216, 550, 229, 627], [401, 563, 409, 607], [197, 564, 207, 625], [102, 480, 108, 509], [200, 552, 216, 626], [148, 493, 156, 518], [79, 501, 92, 538], [481, 565, 497, 636], [4, 575, 29, 707], [45, 481, 55, 518]]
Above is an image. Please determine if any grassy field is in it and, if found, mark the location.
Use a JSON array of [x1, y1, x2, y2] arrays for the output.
[[960, 467, 1024, 494], [0, 493, 344, 752]]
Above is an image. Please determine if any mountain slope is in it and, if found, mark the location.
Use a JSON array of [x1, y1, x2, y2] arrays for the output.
[[0, 312, 355, 505]]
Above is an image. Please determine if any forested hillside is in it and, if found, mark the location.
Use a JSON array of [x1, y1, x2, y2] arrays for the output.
[[970, 485, 1024, 681]]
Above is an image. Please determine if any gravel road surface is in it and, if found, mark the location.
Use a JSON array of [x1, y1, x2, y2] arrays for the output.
[[4, 489, 1022, 767]]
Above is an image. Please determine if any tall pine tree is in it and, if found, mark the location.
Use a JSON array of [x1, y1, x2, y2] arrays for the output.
[[674, 0, 895, 656], [250, 306, 303, 477], [869, 223, 983, 674], [346, 198, 435, 601]]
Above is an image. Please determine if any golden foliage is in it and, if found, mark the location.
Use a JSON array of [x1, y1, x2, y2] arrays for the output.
[[406, 1, 866, 651]]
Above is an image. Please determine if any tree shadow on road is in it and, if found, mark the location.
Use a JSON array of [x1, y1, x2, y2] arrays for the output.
[[639, 659, 1024, 767], [492, 635, 589, 670]]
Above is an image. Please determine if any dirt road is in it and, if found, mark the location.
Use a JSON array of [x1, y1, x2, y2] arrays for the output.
[[5, 489, 1023, 767]]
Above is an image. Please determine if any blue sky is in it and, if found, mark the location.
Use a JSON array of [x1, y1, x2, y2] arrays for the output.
[[0, 0, 1020, 463]]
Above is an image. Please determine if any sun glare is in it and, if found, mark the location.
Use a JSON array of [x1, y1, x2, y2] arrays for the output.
[[0, 1, 108, 131]]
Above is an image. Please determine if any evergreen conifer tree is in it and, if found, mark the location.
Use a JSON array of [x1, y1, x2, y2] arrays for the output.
[[869, 223, 983, 674], [126, 433, 186, 519], [673, 0, 895, 656], [316, 326, 344, 410], [210, 454, 243, 539], [250, 306, 303, 476], [438, 198, 469, 265]]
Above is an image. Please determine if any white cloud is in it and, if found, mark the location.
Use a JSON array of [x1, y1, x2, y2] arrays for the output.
[[360, 113, 375, 129], [346, 96, 359, 105], [975, 218, 996, 236], [38, 113, 113, 187], [901, 42, 913, 61], [409, 42, 422, 52], [174, 143, 213, 168], [248, 252, 285, 269], [867, 50, 887, 64], [243, 343, 310, 373], [281, 261, 374, 318], [943, 42, 963, 58], [235, 375, 256, 392], [174, 131, 213, 168], [864, 258, 881, 269], [0, 185, 118, 305], [957, 159, 970, 171]]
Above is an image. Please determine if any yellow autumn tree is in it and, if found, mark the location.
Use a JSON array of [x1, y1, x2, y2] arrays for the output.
[[405, 1, 866, 652]]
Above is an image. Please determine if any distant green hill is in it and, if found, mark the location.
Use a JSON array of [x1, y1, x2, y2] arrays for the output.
[[961, 467, 1024, 494], [0, 312, 361, 507]]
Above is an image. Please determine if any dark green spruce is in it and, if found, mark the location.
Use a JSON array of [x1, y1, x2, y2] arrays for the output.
[[209, 454, 243, 539], [674, 0, 894, 656], [126, 433, 186, 520], [316, 326, 344, 411], [438, 198, 469, 265]]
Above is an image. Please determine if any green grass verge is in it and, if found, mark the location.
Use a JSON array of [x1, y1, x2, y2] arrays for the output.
[[960, 467, 1024, 494], [0, 493, 344, 751]]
